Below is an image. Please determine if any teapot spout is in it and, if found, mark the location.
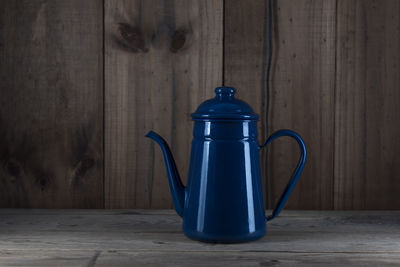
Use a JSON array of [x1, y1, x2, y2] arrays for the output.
[[145, 131, 185, 217]]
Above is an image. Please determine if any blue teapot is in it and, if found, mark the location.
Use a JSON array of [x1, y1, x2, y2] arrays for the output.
[[146, 87, 306, 243]]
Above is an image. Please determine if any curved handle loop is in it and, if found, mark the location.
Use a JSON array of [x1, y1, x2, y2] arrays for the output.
[[260, 129, 307, 221]]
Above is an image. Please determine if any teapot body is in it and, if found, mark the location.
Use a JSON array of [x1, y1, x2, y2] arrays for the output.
[[183, 120, 266, 243], [146, 87, 307, 244]]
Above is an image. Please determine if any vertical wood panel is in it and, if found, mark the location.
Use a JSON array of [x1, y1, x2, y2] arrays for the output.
[[335, 0, 400, 209], [270, 0, 336, 209], [0, 0, 103, 208], [105, 0, 223, 208], [224, 0, 269, 205], [225, 0, 336, 209]]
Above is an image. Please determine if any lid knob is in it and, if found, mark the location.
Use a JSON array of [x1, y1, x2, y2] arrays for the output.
[[215, 87, 236, 99]]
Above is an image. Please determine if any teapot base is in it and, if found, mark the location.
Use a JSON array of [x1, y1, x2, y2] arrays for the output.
[[183, 228, 266, 244]]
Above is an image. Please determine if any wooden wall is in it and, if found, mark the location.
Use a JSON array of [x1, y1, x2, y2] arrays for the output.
[[0, 0, 399, 209], [0, 0, 103, 208]]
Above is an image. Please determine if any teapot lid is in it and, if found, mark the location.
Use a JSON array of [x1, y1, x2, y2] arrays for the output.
[[191, 87, 259, 120]]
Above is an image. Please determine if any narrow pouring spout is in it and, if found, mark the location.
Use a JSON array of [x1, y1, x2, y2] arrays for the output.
[[145, 131, 185, 217]]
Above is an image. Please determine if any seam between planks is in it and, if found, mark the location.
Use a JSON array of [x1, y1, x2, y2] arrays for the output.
[[222, 0, 225, 86], [332, 0, 338, 210], [102, 0, 106, 209]]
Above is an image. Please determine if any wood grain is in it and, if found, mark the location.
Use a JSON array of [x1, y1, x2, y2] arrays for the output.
[[1, 210, 400, 252], [1, 250, 400, 267], [0, 0, 103, 208], [224, 0, 270, 206], [1, 210, 400, 266], [334, 0, 400, 209], [269, 0, 336, 209], [104, 0, 223, 208], [224, 0, 336, 209]]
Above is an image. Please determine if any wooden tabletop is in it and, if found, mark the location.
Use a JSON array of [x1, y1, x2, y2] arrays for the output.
[[1, 210, 400, 266]]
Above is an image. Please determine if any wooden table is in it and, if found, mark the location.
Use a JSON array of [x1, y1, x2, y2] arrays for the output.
[[1, 210, 400, 266]]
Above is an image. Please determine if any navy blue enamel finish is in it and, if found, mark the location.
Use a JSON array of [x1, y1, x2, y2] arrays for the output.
[[145, 87, 307, 243], [145, 131, 185, 217], [191, 87, 259, 120], [262, 129, 307, 221]]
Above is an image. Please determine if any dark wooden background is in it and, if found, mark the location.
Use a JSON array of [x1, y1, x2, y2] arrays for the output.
[[1, 0, 399, 209]]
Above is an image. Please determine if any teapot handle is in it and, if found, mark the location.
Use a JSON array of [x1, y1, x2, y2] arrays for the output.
[[260, 129, 307, 221]]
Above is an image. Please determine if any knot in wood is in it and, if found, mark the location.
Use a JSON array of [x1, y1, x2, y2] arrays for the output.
[[118, 23, 148, 53], [170, 29, 187, 53]]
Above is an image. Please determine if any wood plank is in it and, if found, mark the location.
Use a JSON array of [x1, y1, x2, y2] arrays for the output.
[[224, 0, 336, 209], [224, 0, 270, 205], [1, 210, 400, 253], [104, 0, 223, 208], [334, 0, 400, 209], [0, 250, 99, 267], [269, 0, 336, 209], [0, 1, 103, 208], [1, 250, 400, 267]]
